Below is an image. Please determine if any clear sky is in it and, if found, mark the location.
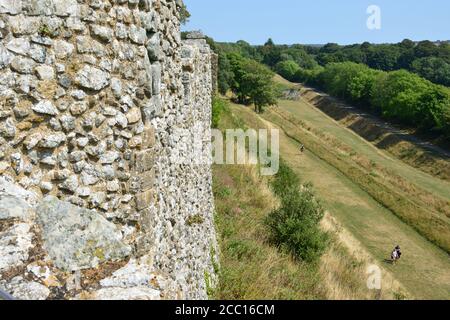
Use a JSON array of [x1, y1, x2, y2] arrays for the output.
[[182, 0, 450, 45]]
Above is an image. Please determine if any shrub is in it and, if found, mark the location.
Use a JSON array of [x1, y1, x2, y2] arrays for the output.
[[266, 161, 328, 262], [275, 60, 301, 81], [270, 160, 300, 197], [293, 67, 324, 86], [212, 96, 228, 128]]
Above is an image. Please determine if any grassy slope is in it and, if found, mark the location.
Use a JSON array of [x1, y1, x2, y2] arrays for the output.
[[213, 163, 324, 299], [213, 104, 409, 300], [278, 98, 450, 201], [278, 74, 450, 181], [227, 101, 450, 300], [265, 107, 450, 252], [212, 106, 324, 300]]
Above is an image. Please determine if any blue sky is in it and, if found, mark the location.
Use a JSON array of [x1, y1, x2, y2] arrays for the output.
[[182, 0, 450, 45]]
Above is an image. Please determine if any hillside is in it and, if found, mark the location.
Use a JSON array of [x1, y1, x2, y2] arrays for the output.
[[217, 92, 450, 299], [211, 101, 409, 300]]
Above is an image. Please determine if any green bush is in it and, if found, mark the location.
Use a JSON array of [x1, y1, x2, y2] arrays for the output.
[[266, 161, 328, 262], [293, 67, 324, 86], [212, 96, 228, 128], [275, 60, 301, 81], [347, 67, 382, 106], [270, 160, 300, 197]]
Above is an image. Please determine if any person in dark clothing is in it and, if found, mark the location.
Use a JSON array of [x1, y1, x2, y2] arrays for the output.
[[391, 245, 402, 264], [300, 144, 305, 153]]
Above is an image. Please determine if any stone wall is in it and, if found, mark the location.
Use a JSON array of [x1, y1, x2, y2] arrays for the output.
[[0, 0, 216, 300], [148, 33, 218, 300]]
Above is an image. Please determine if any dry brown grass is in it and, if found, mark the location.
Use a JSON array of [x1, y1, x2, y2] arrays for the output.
[[213, 163, 324, 300], [319, 213, 410, 300]]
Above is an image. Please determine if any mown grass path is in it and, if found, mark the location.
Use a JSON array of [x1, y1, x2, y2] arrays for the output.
[[228, 102, 450, 300]]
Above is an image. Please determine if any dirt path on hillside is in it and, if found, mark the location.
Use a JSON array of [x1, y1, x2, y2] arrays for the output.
[[229, 103, 450, 300], [276, 98, 450, 203], [300, 85, 450, 159]]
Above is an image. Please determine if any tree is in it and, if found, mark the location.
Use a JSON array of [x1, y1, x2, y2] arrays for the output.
[[294, 67, 324, 86], [348, 68, 382, 106], [342, 46, 367, 64], [282, 47, 319, 69], [304, 62, 450, 134], [227, 52, 248, 103], [275, 60, 301, 80], [399, 39, 415, 50], [443, 106, 450, 139], [260, 38, 282, 67], [240, 59, 278, 113], [227, 52, 278, 113], [366, 45, 401, 71], [264, 38, 275, 47], [415, 40, 439, 58], [411, 57, 450, 86], [266, 163, 327, 263], [319, 62, 368, 99], [372, 70, 429, 124], [416, 85, 450, 130], [178, 2, 191, 25], [396, 49, 416, 69], [217, 52, 235, 95], [437, 43, 450, 62], [361, 42, 372, 51], [320, 43, 341, 54]]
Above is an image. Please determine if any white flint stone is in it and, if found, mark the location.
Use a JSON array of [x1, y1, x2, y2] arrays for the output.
[[0, 44, 12, 68], [100, 151, 119, 164], [54, 0, 78, 17], [36, 196, 131, 271], [40, 181, 54, 192], [6, 38, 30, 56], [32, 100, 58, 115], [0, 0, 22, 15], [0, 223, 34, 272], [24, 132, 43, 150], [129, 25, 146, 44], [53, 40, 75, 59], [35, 65, 55, 80], [70, 90, 87, 100], [91, 25, 113, 43], [75, 65, 110, 91], [39, 132, 66, 148], [10, 56, 36, 74], [0, 277, 50, 301]]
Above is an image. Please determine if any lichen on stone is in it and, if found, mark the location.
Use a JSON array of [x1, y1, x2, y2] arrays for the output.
[[36, 196, 131, 272]]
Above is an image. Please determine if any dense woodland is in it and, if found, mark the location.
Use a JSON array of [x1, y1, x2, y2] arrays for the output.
[[204, 37, 450, 139]]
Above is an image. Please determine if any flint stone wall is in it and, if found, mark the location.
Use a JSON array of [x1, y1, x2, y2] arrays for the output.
[[0, 0, 216, 300]]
